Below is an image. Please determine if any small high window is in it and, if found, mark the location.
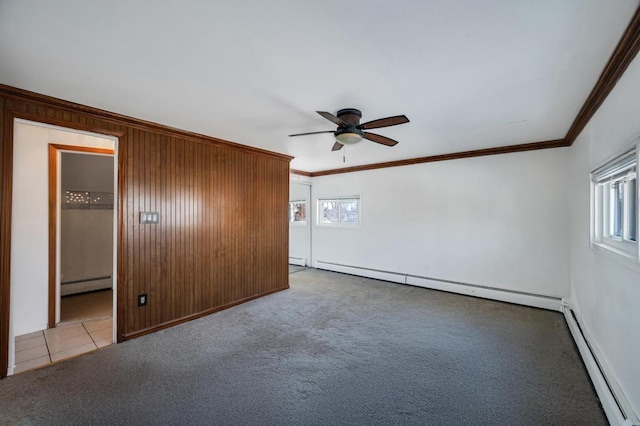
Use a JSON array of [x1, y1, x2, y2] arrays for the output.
[[289, 200, 307, 223], [318, 196, 360, 226], [592, 146, 638, 261]]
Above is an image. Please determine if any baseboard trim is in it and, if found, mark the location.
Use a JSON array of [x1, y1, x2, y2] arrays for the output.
[[61, 279, 112, 296], [122, 285, 289, 341], [315, 260, 563, 311], [289, 257, 307, 267], [563, 301, 639, 426]]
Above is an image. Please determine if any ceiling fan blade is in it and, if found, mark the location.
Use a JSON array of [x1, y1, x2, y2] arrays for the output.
[[332, 142, 344, 151], [288, 130, 335, 137], [317, 111, 346, 126], [359, 115, 409, 130], [363, 132, 399, 147]]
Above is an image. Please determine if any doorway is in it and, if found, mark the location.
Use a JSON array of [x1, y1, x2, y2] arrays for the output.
[[289, 178, 312, 271], [56, 151, 114, 325], [8, 120, 118, 375]]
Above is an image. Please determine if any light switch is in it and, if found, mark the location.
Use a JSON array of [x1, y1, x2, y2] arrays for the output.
[[140, 212, 159, 224]]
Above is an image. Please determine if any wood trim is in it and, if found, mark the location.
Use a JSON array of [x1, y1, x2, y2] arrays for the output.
[[122, 285, 289, 341], [565, 6, 640, 145], [50, 144, 114, 155], [0, 97, 10, 379], [47, 145, 57, 328], [290, 168, 313, 177], [48, 144, 115, 329], [0, 84, 293, 162], [12, 110, 126, 140], [116, 136, 127, 344], [308, 139, 568, 177]]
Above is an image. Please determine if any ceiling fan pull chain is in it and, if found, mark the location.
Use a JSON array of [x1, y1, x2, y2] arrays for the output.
[[343, 147, 346, 163]]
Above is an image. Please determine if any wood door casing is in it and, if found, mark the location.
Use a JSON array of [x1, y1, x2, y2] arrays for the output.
[[48, 144, 115, 328]]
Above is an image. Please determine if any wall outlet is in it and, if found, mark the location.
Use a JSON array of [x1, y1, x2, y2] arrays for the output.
[[138, 293, 148, 307]]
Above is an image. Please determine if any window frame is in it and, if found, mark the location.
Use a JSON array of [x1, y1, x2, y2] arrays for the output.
[[591, 143, 639, 268], [316, 196, 361, 228], [288, 200, 308, 225]]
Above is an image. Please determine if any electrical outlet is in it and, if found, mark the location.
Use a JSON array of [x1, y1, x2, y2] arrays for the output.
[[138, 293, 148, 307]]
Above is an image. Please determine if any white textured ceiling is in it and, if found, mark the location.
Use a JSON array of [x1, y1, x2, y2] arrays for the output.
[[0, 1, 638, 172]]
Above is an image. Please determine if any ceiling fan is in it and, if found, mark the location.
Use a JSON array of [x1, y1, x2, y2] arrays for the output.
[[289, 108, 409, 151]]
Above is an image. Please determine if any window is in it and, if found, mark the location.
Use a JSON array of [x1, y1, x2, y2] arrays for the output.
[[289, 200, 307, 223], [592, 146, 638, 261], [318, 196, 360, 226]]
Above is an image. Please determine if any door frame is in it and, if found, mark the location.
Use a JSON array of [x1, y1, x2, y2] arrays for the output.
[[48, 144, 115, 328], [0, 109, 123, 379], [289, 178, 312, 267]]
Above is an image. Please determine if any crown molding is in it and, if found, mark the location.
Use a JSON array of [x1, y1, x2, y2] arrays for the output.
[[0, 84, 293, 162], [294, 139, 567, 177], [564, 5, 640, 145], [290, 168, 313, 177]]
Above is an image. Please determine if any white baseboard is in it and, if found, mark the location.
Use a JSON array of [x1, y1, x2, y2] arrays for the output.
[[289, 257, 307, 267], [315, 260, 562, 311], [61, 278, 112, 296], [316, 260, 406, 284], [406, 275, 562, 311], [563, 302, 638, 426]]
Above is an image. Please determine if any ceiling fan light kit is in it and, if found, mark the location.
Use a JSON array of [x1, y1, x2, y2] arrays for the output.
[[289, 108, 409, 152], [335, 128, 364, 145]]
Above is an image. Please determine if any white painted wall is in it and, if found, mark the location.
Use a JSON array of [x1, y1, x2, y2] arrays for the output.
[[60, 209, 113, 295], [60, 153, 114, 295], [10, 121, 114, 337], [567, 52, 640, 415], [289, 178, 312, 266], [311, 148, 570, 297], [62, 152, 114, 192]]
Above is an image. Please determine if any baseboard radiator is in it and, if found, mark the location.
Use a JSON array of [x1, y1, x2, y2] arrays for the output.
[[562, 302, 639, 426], [315, 260, 562, 311], [61, 275, 112, 296], [289, 257, 307, 267]]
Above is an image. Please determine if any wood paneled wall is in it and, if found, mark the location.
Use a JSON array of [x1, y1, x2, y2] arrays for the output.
[[121, 129, 290, 337], [0, 85, 291, 378]]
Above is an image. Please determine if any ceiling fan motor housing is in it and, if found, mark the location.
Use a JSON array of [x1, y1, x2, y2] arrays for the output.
[[334, 108, 364, 144], [336, 108, 362, 126]]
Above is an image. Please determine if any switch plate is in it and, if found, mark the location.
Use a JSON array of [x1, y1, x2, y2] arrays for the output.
[[140, 212, 159, 224], [138, 293, 148, 307]]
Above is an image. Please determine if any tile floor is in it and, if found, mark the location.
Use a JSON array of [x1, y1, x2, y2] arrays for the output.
[[60, 289, 113, 324], [13, 290, 113, 375]]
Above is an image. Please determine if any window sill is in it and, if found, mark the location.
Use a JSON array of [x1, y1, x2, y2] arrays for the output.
[[590, 242, 640, 274], [316, 223, 361, 229]]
